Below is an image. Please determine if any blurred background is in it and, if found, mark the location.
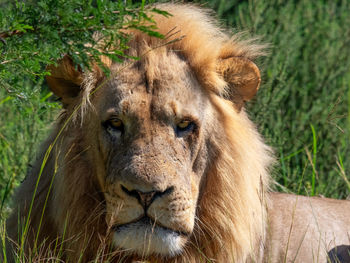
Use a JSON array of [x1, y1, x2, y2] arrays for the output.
[[0, 0, 349, 218]]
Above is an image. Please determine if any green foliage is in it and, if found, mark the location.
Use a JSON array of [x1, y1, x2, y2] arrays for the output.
[[205, 0, 350, 198], [0, 87, 59, 219], [0, 0, 168, 98]]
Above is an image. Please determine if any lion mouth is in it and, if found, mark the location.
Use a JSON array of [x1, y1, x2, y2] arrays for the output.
[[112, 216, 190, 237], [112, 216, 189, 257]]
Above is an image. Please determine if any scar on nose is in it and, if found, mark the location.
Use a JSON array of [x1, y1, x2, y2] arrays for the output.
[[121, 100, 130, 115]]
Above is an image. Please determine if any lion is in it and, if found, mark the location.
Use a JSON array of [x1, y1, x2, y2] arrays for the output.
[[4, 3, 350, 263]]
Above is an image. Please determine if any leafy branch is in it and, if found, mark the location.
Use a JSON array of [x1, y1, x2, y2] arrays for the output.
[[0, 0, 170, 99]]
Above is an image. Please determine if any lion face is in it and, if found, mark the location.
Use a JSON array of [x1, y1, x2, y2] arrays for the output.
[[87, 51, 213, 256], [44, 5, 265, 260]]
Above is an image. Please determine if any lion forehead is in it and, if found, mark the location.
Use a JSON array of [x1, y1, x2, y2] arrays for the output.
[[96, 50, 209, 122]]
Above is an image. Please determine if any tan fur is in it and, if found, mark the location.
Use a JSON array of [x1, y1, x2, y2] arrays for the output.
[[265, 193, 350, 263], [4, 3, 350, 263]]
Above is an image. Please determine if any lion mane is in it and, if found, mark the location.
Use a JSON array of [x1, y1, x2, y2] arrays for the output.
[[6, 4, 273, 262]]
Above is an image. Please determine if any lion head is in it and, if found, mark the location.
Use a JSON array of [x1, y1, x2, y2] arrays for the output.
[[7, 3, 273, 262]]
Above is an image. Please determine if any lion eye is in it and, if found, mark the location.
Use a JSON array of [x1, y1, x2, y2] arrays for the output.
[[108, 118, 123, 129], [105, 118, 124, 135], [176, 119, 195, 136], [177, 120, 191, 129]]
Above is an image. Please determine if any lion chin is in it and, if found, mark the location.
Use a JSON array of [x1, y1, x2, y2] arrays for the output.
[[112, 217, 187, 257]]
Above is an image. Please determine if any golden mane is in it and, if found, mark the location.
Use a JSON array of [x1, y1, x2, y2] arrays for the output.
[[6, 3, 273, 263], [126, 4, 265, 94], [79, 3, 266, 113]]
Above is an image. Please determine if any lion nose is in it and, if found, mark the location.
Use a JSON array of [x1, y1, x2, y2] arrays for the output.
[[121, 185, 174, 209], [121, 185, 157, 208], [137, 191, 156, 208]]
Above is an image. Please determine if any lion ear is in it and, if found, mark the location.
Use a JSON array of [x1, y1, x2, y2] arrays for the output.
[[217, 57, 261, 110], [46, 56, 84, 106]]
